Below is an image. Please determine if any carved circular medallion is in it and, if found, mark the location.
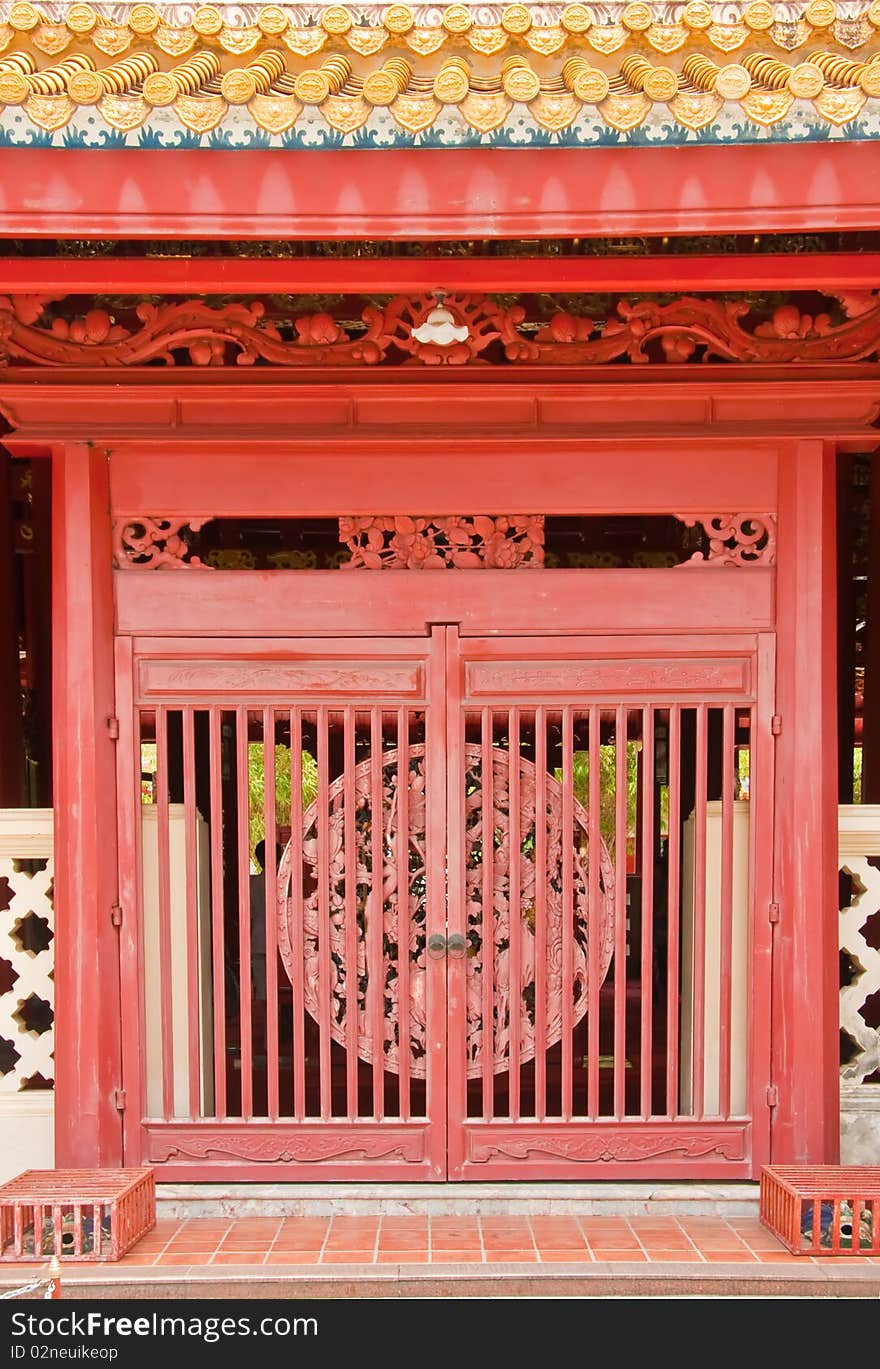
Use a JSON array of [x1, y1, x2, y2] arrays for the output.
[[560, 4, 592, 34], [321, 5, 353, 34], [0, 70, 29, 103], [743, 1, 774, 30], [570, 66, 609, 103], [258, 6, 288, 36], [68, 69, 104, 104], [869, 0, 880, 27], [502, 63, 541, 102], [8, 3, 39, 31], [622, 3, 653, 32], [716, 63, 752, 100], [501, 5, 533, 35], [193, 6, 223, 36], [860, 63, 880, 96], [221, 69, 257, 104], [277, 743, 616, 1080], [433, 60, 470, 103], [142, 71, 178, 106], [442, 5, 473, 34], [294, 69, 331, 103], [682, 2, 713, 30], [129, 4, 160, 35], [66, 4, 97, 34], [363, 68, 403, 104], [644, 66, 679, 100], [788, 62, 824, 98], [805, 0, 837, 26], [384, 6, 414, 35]]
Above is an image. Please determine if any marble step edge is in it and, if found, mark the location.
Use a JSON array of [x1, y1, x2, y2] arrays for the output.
[[156, 1181, 761, 1219]]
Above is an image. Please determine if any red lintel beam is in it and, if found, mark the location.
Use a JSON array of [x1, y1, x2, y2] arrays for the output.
[[1, 254, 879, 295]]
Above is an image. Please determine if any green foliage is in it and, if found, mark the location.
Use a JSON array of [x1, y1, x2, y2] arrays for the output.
[[556, 745, 641, 856], [248, 743, 318, 864]]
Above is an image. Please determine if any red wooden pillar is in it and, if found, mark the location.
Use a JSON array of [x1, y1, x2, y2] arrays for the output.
[[52, 442, 122, 1166], [0, 449, 24, 806], [772, 439, 839, 1163]]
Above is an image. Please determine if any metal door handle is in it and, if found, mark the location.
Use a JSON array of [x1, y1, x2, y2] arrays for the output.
[[427, 933, 447, 959], [446, 933, 467, 959]]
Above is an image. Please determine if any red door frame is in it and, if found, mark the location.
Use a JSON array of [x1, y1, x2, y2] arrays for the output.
[[23, 376, 850, 1174]]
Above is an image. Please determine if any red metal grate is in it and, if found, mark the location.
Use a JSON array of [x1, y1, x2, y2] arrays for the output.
[[0, 1168, 155, 1262], [760, 1165, 880, 1256]]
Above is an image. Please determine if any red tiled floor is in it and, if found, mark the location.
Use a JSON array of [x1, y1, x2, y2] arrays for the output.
[[28, 1211, 808, 1273]]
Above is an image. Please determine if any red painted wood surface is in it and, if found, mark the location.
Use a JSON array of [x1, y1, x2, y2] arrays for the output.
[[1, 145, 880, 239], [52, 443, 122, 1168], [772, 442, 840, 1163], [3, 253, 880, 296]]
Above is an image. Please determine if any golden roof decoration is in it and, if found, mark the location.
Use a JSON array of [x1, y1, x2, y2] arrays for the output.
[[1, 3, 880, 136], [1, 1, 880, 63]]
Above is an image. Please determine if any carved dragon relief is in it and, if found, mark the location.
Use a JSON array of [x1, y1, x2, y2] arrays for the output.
[[4, 291, 880, 369]]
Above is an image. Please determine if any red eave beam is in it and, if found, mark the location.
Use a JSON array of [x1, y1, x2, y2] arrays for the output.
[[2, 254, 880, 295]]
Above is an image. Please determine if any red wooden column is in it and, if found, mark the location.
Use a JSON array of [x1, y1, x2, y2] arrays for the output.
[[773, 440, 839, 1163], [0, 450, 24, 806], [52, 442, 122, 1166]]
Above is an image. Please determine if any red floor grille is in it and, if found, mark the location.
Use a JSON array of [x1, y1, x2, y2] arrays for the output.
[[0, 1168, 155, 1262], [760, 1165, 880, 1256]]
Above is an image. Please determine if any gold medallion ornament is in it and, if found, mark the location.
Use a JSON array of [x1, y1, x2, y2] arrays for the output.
[[0, 68, 29, 103], [140, 71, 177, 106], [869, 1, 880, 27], [432, 55, 470, 103], [560, 4, 591, 34], [66, 4, 97, 34], [622, 3, 653, 32], [744, 2, 774, 31], [562, 56, 609, 103], [805, 0, 837, 27], [716, 63, 752, 99], [384, 6, 414, 36], [363, 56, 411, 104], [442, 5, 473, 34], [683, 2, 713, 31], [621, 53, 678, 101], [321, 6, 353, 35], [220, 50, 285, 104], [8, 3, 39, 32], [193, 7, 223, 37], [501, 54, 540, 102], [787, 62, 825, 97], [66, 69, 103, 104], [501, 5, 532, 35], [257, 7, 288, 37], [294, 54, 350, 104], [129, 5, 160, 36]]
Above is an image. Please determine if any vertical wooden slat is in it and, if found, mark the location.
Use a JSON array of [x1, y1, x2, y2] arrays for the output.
[[92, 1203, 102, 1258], [182, 706, 200, 1120], [396, 705, 411, 1121], [561, 705, 574, 1121], [73, 1204, 82, 1257], [640, 706, 655, 1120], [289, 707, 306, 1121], [665, 705, 682, 1119], [263, 707, 279, 1121], [208, 709, 226, 1119], [587, 703, 601, 1119], [508, 706, 521, 1120], [614, 705, 628, 1120], [236, 706, 253, 1120], [534, 705, 547, 1121], [692, 703, 709, 1119], [316, 704, 333, 1120], [719, 704, 735, 1118], [481, 706, 495, 1120], [343, 707, 358, 1119], [369, 706, 385, 1119], [155, 706, 174, 1119]]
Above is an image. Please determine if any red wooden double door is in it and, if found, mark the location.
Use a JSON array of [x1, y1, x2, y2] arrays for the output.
[[116, 606, 774, 1181]]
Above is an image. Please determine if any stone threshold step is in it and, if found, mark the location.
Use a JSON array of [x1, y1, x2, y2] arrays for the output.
[[16, 1262, 880, 1301], [157, 1181, 760, 1219]]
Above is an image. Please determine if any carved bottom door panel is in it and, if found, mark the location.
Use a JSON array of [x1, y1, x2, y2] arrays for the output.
[[115, 633, 450, 1181], [444, 631, 774, 1180]]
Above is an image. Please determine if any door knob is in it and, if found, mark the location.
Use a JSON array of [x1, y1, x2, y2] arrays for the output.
[[446, 933, 467, 959], [427, 933, 447, 959]]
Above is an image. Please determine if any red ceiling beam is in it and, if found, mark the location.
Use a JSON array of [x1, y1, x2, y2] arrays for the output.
[[1, 145, 880, 240], [1, 254, 879, 295]]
